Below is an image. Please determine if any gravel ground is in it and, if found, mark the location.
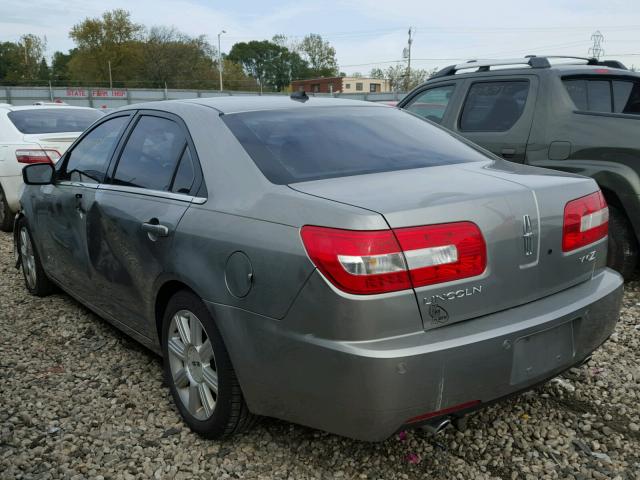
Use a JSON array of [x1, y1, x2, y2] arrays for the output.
[[1, 230, 639, 480]]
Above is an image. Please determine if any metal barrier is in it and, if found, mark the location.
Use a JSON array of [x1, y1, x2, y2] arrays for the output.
[[0, 86, 407, 108]]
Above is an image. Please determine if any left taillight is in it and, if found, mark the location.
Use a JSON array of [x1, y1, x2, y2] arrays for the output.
[[562, 191, 609, 252], [300, 222, 487, 295], [15, 149, 61, 165], [300, 226, 412, 295]]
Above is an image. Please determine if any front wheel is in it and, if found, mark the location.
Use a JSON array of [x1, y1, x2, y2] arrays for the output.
[[162, 290, 255, 439], [17, 220, 55, 296], [607, 206, 638, 280]]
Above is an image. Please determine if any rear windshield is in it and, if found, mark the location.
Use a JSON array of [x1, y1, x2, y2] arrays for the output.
[[8, 108, 103, 134], [222, 106, 489, 184]]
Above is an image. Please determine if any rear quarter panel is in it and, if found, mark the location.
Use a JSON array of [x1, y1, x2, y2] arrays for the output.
[[160, 103, 392, 321]]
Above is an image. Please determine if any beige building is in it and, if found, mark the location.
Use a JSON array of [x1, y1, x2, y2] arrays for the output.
[[341, 77, 391, 93], [291, 76, 391, 94]]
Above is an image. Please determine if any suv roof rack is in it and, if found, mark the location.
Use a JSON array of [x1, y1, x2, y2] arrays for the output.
[[431, 55, 627, 78]]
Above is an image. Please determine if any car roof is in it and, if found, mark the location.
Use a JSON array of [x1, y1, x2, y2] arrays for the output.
[[118, 95, 384, 115], [425, 63, 640, 84]]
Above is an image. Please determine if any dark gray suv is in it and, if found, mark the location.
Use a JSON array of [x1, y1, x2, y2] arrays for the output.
[[398, 56, 640, 279]]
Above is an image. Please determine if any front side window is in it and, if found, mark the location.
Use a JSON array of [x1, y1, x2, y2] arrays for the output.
[[355, 83, 363, 91], [564, 77, 640, 115], [460, 81, 529, 132], [405, 84, 455, 124], [222, 106, 491, 184], [60, 115, 129, 183], [112, 115, 185, 191]]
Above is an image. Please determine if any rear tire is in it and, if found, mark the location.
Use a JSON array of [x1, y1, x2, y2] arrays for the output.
[[607, 206, 638, 280], [162, 290, 255, 439], [17, 220, 55, 296], [0, 186, 13, 232]]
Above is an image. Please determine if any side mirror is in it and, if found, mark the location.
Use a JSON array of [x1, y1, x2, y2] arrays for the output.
[[23, 163, 55, 185]]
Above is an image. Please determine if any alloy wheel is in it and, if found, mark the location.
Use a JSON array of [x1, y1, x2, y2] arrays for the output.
[[168, 310, 218, 420], [20, 227, 37, 289]]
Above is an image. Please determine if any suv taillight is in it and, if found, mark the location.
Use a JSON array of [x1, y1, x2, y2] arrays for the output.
[[562, 191, 609, 252], [15, 149, 61, 164], [300, 222, 487, 295]]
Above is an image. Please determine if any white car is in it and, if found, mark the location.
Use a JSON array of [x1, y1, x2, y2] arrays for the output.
[[0, 105, 103, 231]]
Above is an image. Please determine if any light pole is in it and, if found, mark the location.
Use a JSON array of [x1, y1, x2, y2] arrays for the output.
[[218, 30, 226, 92]]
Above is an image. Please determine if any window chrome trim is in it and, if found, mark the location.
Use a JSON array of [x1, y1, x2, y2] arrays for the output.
[[56, 180, 100, 189], [98, 183, 208, 204]]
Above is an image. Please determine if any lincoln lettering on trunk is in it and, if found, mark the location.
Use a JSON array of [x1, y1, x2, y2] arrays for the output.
[[423, 285, 483, 305]]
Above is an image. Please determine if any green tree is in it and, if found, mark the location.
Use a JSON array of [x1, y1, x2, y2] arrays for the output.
[[228, 40, 308, 91], [0, 41, 21, 81], [298, 34, 338, 77], [379, 64, 434, 91], [37, 58, 50, 81], [369, 67, 384, 79], [141, 26, 219, 88], [51, 51, 73, 83], [68, 9, 144, 85], [0, 35, 47, 83], [20, 34, 47, 81], [221, 59, 259, 91]]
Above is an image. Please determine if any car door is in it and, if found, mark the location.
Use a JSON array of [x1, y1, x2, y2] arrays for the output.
[[35, 114, 132, 299], [85, 111, 204, 337], [451, 76, 538, 162], [400, 83, 459, 125]]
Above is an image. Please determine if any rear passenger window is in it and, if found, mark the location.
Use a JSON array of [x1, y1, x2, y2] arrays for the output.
[[563, 77, 640, 115], [404, 85, 455, 124], [460, 81, 529, 132], [112, 116, 185, 191]]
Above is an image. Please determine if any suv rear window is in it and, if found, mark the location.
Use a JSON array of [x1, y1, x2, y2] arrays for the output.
[[222, 106, 489, 184], [8, 108, 103, 134], [563, 77, 640, 115]]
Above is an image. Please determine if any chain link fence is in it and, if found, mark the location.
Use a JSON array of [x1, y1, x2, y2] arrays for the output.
[[0, 86, 407, 108]]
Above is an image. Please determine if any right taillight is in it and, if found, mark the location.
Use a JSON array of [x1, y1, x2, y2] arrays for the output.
[[562, 191, 609, 252], [300, 222, 486, 295], [394, 222, 487, 288]]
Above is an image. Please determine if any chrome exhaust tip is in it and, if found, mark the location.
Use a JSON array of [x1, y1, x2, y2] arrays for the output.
[[420, 418, 451, 435]]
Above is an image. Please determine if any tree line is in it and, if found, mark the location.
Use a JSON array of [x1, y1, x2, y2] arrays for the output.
[[0, 9, 433, 92]]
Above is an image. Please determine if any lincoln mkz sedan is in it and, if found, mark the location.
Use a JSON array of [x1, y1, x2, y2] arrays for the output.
[[15, 96, 623, 441]]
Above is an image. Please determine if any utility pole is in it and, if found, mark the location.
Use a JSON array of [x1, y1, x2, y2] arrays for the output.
[[108, 61, 113, 90], [402, 27, 413, 92], [218, 30, 226, 92], [589, 30, 604, 60]]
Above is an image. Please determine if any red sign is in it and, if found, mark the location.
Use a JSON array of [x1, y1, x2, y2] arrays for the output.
[[65, 88, 127, 98]]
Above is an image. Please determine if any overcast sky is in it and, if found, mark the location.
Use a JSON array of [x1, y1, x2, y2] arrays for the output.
[[1, 0, 640, 74]]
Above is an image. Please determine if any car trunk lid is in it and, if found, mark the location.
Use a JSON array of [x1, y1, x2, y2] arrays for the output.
[[22, 132, 80, 160], [291, 160, 605, 330]]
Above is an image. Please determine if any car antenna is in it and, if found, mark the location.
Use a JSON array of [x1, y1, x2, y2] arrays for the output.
[[290, 90, 309, 102]]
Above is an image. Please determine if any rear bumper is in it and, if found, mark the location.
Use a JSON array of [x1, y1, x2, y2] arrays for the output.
[[208, 268, 623, 441]]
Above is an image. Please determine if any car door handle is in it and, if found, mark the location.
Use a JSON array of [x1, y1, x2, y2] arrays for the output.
[[501, 148, 516, 159], [141, 222, 170, 237]]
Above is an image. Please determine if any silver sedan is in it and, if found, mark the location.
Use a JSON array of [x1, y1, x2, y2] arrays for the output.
[[16, 96, 623, 441]]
